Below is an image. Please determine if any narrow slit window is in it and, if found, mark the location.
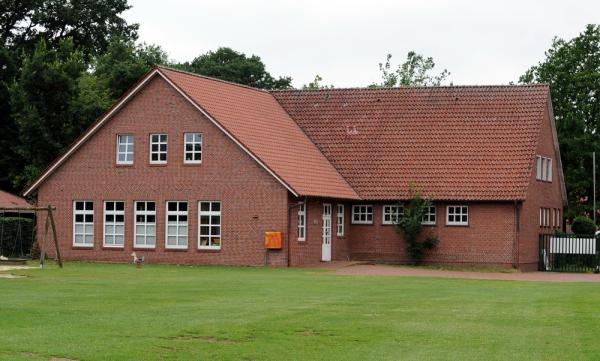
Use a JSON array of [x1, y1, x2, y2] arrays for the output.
[[336, 204, 344, 236], [297, 203, 306, 241]]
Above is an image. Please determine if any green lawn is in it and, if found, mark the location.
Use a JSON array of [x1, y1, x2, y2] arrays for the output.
[[1, 263, 599, 361]]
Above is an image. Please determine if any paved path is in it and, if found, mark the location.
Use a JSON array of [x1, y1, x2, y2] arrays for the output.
[[332, 263, 600, 283]]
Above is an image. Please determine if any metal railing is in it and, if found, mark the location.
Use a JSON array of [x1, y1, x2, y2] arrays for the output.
[[539, 234, 600, 272]]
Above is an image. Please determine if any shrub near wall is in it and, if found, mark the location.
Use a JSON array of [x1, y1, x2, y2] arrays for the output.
[[0, 217, 34, 257]]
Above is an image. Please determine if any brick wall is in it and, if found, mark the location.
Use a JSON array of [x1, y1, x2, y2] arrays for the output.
[[347, 202, 517, 267], [36, 76, 289, 266], [518, 100, 565, 270]]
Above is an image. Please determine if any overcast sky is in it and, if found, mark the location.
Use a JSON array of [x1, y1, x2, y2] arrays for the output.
[[124, 0, 600, 88]]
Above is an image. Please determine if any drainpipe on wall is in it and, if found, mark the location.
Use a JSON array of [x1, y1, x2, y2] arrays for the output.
[[513, 200, 521, 268], [286, 197, 306, 267]]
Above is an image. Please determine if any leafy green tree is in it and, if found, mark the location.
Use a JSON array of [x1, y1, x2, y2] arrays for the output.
[[302, 74, 334, 90], [520, 24, 600, 222], [94, 37, 168, 99], [394, 186, 439, 263], [373, 52, 450, 87], [179, 47, 292, 89], [9, 39, 90, 189]]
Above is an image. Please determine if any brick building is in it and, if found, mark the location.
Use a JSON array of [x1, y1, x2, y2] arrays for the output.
[[23, 66, 566, 270]]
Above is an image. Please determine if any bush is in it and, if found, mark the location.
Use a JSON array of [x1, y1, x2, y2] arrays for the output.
[[571, 216, 597, 235], [0, 216, 34, 257]]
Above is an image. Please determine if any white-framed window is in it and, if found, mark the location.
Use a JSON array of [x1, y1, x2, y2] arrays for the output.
[[352, 205, 373, 224], [116, 134, 134, 164], [554, 208, 561, 229], [297, 203, 306, 241], [382, 205, 404, 225], [166, 201, 187, 248], [184, 133, 202, 164], [336, 204, 344, 236], [150, 133, 168, 164], [198, 201, 221, 249], [73, 201, 94, 246], [446, 205, 468, 226], [539, 207, 551, 227], [134, 201, 156, 248], [103, 201, 125, 247], [536, 156, 552, 182], [422, 205, 436, 225]]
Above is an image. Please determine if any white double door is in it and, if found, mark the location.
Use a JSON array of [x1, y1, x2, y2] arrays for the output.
[[322, 203, 332, 261]]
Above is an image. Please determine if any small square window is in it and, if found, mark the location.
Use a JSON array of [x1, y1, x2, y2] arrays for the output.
[[446, 205, 468, 226]]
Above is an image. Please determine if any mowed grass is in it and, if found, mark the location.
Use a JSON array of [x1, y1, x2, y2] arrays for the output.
[[1, 263, 599, 361]]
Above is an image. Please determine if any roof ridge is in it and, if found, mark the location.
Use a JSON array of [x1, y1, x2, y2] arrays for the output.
[[270, 83, 550, 92], [156, 65, 271, 94]]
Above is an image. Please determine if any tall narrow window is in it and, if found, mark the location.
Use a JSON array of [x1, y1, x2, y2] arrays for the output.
[[135, 201, 156, 248], [104, 201, 124, 247], [422, 205, 437, 225], [382, 205, 404, 225], [536, 155, 552, 182], [198, 201, 221, 249], [336, 204, 344, 236], [166, 201, 187, 248], [116, 134, 134, 164], [184, 133, 202, 164], [150, 134, 168, 164], [352, 205, 373, 224], [446, 205, 468, 226], [73, 201, 94, 246], [297, 203, 306, 241]]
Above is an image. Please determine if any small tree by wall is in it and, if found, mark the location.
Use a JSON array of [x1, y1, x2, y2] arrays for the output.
[[394, 186, 439, 263]]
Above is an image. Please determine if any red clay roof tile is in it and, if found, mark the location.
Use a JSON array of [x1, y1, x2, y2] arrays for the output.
[[272, 85, 550, 201]]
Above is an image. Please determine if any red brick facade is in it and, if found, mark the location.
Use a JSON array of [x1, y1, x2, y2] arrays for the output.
[[33, 71, 565, 270]]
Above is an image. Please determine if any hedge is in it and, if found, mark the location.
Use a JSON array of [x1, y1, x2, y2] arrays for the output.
[[0, 216, 34, 257]]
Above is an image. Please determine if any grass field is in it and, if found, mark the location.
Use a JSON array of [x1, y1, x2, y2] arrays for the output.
[[1, 263, 599, 361]]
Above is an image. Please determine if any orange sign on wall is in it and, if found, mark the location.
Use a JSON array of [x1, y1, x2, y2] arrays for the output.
[[264, 231, 283, 249]]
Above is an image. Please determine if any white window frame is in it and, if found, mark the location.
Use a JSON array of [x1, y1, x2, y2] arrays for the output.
[[73, 201, 94, 247], [422, 205, 437, 225], [150, 133, 168, 164], [539, 207, 551, 227], [198, 201, 221, 250], [116, 134, 134, 165], [165, 201, 188, 249], [536, 155, 552, 182], [297, 203, 306, 241], [336, 204, 344, 236], [351, 205, 373, 224], [184, 132, 202, 164], [134, 201, 156, 249], [103, 201, 125, 248], [446, 205, 469, 226], [382, 204, 404, 225]]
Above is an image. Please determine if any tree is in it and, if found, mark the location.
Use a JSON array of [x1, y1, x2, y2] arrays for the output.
[[0, 0, 137, 192], [179, 47, 292, 90], [94, 37, 168, 99], [9, 38, 90, 189], [394, 186, 439, 263], [302, 74, 334, 90], [373, 52, 450, 87], [520, 24, 600, 222]]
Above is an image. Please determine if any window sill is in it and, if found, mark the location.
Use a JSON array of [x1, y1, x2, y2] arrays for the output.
[[197, 247, 221, 252], [102, 245, 124, 250], [72, 245, 94, 249], [115, 163, 134, 167], [351, 222, 373, 225], [133, 246, 156, 251], [445, 223, 469, 227], [183, 161, 202, 166], [164, 247, 188, 252]]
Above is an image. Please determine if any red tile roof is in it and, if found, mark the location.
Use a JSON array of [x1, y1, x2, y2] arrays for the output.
[[272, 85, 551, 201], [153, 67, 360, 199], [0, 189, 31, 209]]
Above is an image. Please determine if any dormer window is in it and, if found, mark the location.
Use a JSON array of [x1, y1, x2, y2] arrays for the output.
[[536, 156, 552, 182]]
